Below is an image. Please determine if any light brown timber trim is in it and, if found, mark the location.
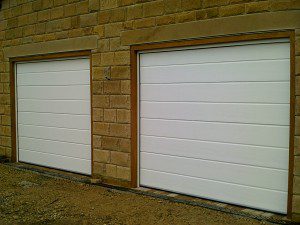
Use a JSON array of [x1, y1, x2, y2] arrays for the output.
[[130, 31, 296, 218], [9, 50, 93, 176]]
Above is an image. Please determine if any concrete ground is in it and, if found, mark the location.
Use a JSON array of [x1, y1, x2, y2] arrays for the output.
[[0, 164, 279, 225]]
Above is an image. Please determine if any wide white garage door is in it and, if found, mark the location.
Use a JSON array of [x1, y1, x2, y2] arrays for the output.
[[17, 58, 91, 175], [139, 40, 290, 213]]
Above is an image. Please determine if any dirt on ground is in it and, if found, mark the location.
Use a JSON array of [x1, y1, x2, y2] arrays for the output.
[[0, 164, 276, 225]]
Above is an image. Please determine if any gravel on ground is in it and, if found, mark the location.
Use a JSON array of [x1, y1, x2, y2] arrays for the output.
[[0, 164, 274, 225]]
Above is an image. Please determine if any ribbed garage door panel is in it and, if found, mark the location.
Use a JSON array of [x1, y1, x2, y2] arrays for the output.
[[139, 40, 290, 213], [17, 58, 91, 175]]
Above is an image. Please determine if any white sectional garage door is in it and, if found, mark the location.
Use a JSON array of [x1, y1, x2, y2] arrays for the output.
[[16, 58, 91, 175], [139, 40, 290, 213]]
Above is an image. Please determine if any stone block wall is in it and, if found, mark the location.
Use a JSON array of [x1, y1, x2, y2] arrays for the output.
[[0, 0, 299, 220]]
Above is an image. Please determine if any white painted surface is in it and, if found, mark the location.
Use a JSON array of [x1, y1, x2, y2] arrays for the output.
[[17, 58, 91, 175], [139, 41, 290, 213]]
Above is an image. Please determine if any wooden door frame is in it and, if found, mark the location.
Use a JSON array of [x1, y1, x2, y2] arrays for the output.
[[130, 30, 296, 217], [9, 50, 93, 175]]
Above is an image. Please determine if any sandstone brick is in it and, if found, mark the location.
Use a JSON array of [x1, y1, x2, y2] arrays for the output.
[[156, 15, 176, 26], [120, 80, 130, 94], [93, 162, 106, 176], [104, 109, 117, 122], [295, 136, 300, 155], [296, 116, 300, 136], [203, 0, 230, 8], [101, 52, 114, 66], [22, 2, 33, 14], [143, 1, 164, 17], [297, 76, 300, 96], [294, 176, 300, 194], [99, 10, 111, 24], [105, 22, 123, 38], [297, 97, 300, 116], [93, 25, 104, 38], [64, 4, 77, 17], [89, 0, 99, 12], [293, 195, 300, 213], [295, 156, 300, 176], [0, 147, 5, 156], [110, 95, 130, 109], [119, 0, 135, 6], [42, 0, 53, 9], [270, 0, 297, 11], [93, 95, 110, 108], [296, 37, 300, 56], [93, 67, 110, 81], [93, 122, 110, 135], [127, 5, 143, 20], [100, 0, 118, 10], [176, 11, 196, 23], [116, 166, 130, 180], [1, 116, 10, 126], [92, 53, 101, 67], [117, 109, 130, 123], [110, 123, 130, 138], [296, 56, 300, 75], [51, 6, 64, 19], [93, 135, 102, 148], [98, 39, 110, 52], [37, 10, 50, 22], [196, 8, 219, 19], [104, 80, 120, 94], [245, 1, 269, 14], [106, 164, 117, 177], [110, 38, 121, 51], [92, 81, 103, 94], [54, 0, 68, 7], [114, 51, 130, 65], [77, 1, 89, 14], [93, 108, 104, 122], [94, 149, 110, 163], [134, 17, 155, 29], [182, 0, 202, 11], [119, 138, 131, 152], [219, 4, 245, 17], [164, 0, 181, 14], [2, 136, 11, 147], [102, 136, 119, 150], [110, 8, 126, 22], [80, 13, 97, 27], [111, 151, 130, 166]]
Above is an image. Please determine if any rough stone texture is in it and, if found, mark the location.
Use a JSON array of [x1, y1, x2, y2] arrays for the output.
[[0, 0, 300, 220]]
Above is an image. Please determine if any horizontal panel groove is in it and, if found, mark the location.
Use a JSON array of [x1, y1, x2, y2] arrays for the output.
[[140, 151, 288, 171], [18, 123, 90, 131], [18, 99, 89, 101], [140, 118, 288, 127], [17, 69, 90, 75], [18, 98, 90, 101], [140, 58, 289, 68], [140, 100, 290, 105], [140, 134, 288, 149], [140, 117, 289, 127], [19, 148, 91, 161], [18, 111, 90, 116], [18, 135, 91, 146], [17, 84, 90, 87], [141, 81, 290, 85], [141, 168, 287, 193]]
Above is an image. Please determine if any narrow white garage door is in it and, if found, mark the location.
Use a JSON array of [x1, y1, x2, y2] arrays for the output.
[[139, 40, 290, 213], [17, 58, 91, 175]]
